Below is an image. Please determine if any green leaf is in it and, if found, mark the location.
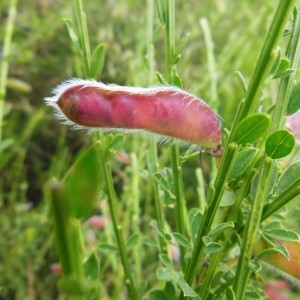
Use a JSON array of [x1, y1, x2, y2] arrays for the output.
[[163, 282, 176, 299], [63, 18, 81, 50], [58, 276, 100, 297], [234, 71, 247, 93], [156, 0, 165, 25], [226, 287, 236, 300], [153, 170, 176, 202], [107, 134, 125, 158], [159, 254, 172, 269], [269, 49, 281, 75], [98, 243, 119, 254], [261, 234, 290, 259], [126, 233, 140, 249], [263, 220, 281, 231], [175, 32, 191, 57], [171, 70, 183, 88], [211, 271, 225, 289], [220, 191, 235, 207], [253, 247, 288, 263], [190, 210, 202, 243], [265, 130, 295, 159], [202, 237, 223, 254], [84, 250, 100, 279], [156, 267, 172, 282], [180, 146, 200, 163], [274, 160, 300, 197], [174, 273, 200, 298], [90, 43, 105, 79], [249, 261, 262, 273], [272, 58, 291, 78], [229, 147, 258, 179], [63, 146, 101, 218], [264, 229, 299, 242], [287, 82, 300, 115], [209, 221, 235, 238], [149, 290, 168, 300], [172, 232, 192, 249], [233, 113, 271, 144], [204, 242, 223, 254], [0, 138, 14, 152], [156, 71, 168, 85]]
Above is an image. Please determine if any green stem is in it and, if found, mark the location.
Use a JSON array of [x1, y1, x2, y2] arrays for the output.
[[147, 141, 168, 253], [164, 0, 175, 80], [98, 141, 139, 300], [163, 0, 187, 269], [49, 180, 84, 300], [130, 153, 142, 280], [199, 167, 257, 300], [262, 185, 300, 221], [146, 0, 168, 254], [184, 143, 238, 285], [199, 18, 218, 104], [271, 6, 300, 132], [233, 157, 273, 299], [0, 0, 18, 143], [73, 0, 92, 77], [170, 145, 186, 270], [233, 0, 295, 128]]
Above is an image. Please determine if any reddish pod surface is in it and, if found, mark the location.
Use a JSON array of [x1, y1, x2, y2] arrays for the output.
[[45, 79, 221, 151]]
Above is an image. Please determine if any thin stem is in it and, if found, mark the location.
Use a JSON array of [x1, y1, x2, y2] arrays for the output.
[[170, 145, 186, 270], [146, 0, 168, 254], [271, 6, 300, 132], [0, 0, 18, 143], [73, 0, 92, 77], [98, 141, 139, 300], [163, 0, 187, 270], [147, 141, 168, 253], [199, 18, 218, 104], [262, 186, 300, 221], [130, 153, 142, 280], [233, 157, 273, 299], [199, 167, 257, 300], [232, 0, 295, 132], [184, 143, 238, 285]]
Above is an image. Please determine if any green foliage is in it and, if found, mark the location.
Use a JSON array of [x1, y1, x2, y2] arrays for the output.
[[1, 0, 300, 299], [287, 82, 300, 115], [265, 130, 295, 159], [233, 113, 271, 144]]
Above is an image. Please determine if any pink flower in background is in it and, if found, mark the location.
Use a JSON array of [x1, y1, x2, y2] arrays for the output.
[[50, 263, 62, 276], [87, 215, 107, 229], [264, 280, 289, 300], [286, 110, 300, 143]]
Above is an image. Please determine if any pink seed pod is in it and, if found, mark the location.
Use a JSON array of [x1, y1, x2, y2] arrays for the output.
[[45, 79, 222, 153]]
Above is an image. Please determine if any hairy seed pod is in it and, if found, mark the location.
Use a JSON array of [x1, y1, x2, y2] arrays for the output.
[[45, 79, 222, 153]]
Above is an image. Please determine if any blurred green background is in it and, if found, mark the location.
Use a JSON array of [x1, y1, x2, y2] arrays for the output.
[[1, 1, 299, 299]]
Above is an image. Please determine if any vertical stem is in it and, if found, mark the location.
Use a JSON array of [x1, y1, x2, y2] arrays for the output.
[[184, 143, 238, 285], [163, 0, 187, 270], [235, 0, 295, 125], [147, 0, 168, 254], [271, 7, 300, 132], [199, 18, 218, 104], [148, 141, 168, 253], [233, 158, 273, 299], [73, 0, 92, 77], [98, 141, 139, 300], [199, 167, 257, 299], [49, 180, 84, 300], [130, 153, 142, 280], [0, 0, 18, 143]]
